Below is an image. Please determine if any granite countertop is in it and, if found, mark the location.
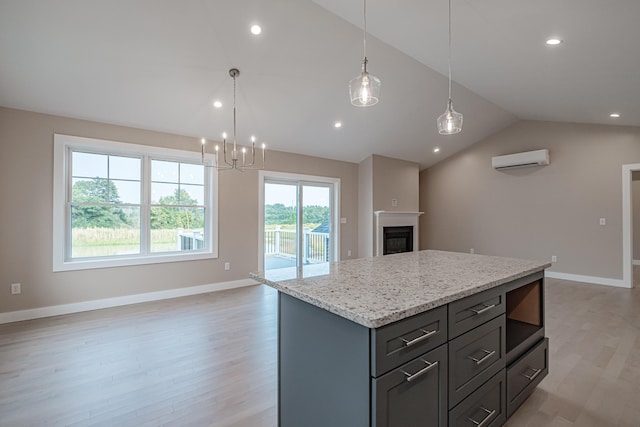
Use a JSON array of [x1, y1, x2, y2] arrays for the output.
[[250, 250, 550, 329]]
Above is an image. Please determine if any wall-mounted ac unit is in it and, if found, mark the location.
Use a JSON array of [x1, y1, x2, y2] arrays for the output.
[[491, 149, 549, 170]]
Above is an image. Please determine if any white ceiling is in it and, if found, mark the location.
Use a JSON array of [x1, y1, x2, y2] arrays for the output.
[[0, 0, 637, 169]]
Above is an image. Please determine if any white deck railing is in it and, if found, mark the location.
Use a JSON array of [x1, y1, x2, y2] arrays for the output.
[[265, 227, 330, 263]]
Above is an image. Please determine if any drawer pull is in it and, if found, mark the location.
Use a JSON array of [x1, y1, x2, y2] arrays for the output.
[[467, 407, 496, 427], [522, 367, 542, 381], [400, 328, 438, 347], [467, 349, 496, 365], [469, 304, 496, 315], [401, 359, 438, 382]]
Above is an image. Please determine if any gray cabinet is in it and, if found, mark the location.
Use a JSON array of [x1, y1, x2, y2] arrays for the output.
[[449, 285, 506, 339], [276, 272, 547, 427], [448, 315, 506, 408], [507, 337, 549, 417], [372, 344, 448, 427], [278, 293, 448, 427], [371, 305, 447, 377], [449, 371, 506, 427], [279, 293, 370, 427]]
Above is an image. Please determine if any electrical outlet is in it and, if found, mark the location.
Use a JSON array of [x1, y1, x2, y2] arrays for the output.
[[11, 283, 21, 295], [391, 198, 398, 207], [224, 262, 230, 271], [551, 256, 557, 263], [347, 250, 352, 257], [599, 218, 606, 226], [470, 248, 475, 254], [340, 217, 347, 224]]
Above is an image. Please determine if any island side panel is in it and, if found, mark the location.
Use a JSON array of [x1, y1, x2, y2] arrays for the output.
[[279, 292, 370, 427]]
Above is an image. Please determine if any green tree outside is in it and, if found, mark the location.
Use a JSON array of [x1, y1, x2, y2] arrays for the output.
[[71, 178, 132, 228], [265, 203, 328, 226], [151, 189, 204, 230]]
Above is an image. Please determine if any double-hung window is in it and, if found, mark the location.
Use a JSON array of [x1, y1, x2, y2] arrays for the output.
[[53, 134, 217, 271]]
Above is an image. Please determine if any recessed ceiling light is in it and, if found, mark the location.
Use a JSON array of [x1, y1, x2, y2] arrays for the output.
[[610, 113, 621, 118], [433, 147, 440, 153], [250, 24, 262, 35], [545, 38, 562, 46], [334, 122, 342, 128], [213, 100, 222, 108]]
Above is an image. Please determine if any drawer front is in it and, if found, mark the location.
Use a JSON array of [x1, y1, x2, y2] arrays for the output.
[[449, 370, 506, 427], [371, 305, 447, 377], [507, 337, 549, 417], [372, 344, 448, 427], [449, 286, 505, 339], [449, 315, 506, 408]]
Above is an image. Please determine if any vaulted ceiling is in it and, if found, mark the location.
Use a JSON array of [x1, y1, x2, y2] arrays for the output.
[[1, 0, 637, 169]]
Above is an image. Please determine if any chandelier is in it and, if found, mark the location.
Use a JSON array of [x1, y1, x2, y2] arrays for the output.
[[201, 68, 265, 170]]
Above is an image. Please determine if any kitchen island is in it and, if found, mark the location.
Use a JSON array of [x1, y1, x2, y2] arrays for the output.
[[251, 250, 551, 427]]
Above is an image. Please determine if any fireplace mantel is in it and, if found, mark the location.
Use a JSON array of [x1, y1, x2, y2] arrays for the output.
[[374, 211, 423, 256]]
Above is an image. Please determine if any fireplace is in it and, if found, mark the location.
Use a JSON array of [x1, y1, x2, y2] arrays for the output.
[[374, 211, 423, 256], [383, 226, 413, 255]]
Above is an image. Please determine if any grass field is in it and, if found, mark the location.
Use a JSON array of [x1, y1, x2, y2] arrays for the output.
[[71, 228, 202, 258], [71, 225, 324, 258]]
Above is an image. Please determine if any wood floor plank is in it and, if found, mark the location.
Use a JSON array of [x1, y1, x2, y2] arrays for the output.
[[1, 268, 639, 426]]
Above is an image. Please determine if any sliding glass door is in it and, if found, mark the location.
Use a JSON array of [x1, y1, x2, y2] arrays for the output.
[[262, 173, 337, 277]]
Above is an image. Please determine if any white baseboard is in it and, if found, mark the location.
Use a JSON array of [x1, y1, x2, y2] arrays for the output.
[[633, 259, 640, 266], [0, 278, 259, 325], [544, 271, 628, 288]]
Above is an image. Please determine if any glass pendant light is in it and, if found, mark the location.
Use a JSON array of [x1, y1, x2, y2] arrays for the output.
[[437, 0, 463, 134], [349, 0, 381, 107]]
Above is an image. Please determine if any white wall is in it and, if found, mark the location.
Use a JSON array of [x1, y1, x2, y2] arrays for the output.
[[633, 171, 640, 260]]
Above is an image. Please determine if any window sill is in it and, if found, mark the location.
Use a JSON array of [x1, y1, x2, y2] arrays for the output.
[[53, 251, 217, 272]]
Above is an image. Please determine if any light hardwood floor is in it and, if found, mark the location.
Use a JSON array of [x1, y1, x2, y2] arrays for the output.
[[1, 268, 639, 426], [0, 286, 279, 426]]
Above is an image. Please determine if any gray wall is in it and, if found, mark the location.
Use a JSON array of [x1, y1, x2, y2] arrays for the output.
[[420, 120, 640, 280], [372, 155, 420, 212], [0, 107, 359, 313], [358, 154, 419, 257]]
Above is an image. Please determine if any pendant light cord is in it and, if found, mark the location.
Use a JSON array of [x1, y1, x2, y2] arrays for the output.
[[448, 0, 452, 101], [363, 0, 368, 68]]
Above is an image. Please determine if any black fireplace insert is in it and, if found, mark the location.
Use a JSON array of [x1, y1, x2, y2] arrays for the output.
[[382, 226, 413, 255]]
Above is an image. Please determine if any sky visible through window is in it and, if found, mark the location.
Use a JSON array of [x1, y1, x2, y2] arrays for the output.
[[265, 184, 329, 207], [72, 152, 205, 204]]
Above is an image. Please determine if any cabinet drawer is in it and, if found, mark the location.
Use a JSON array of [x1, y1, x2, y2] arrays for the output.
[[371, 305, 447, 377], [507, 337, 549, 417], [449, 286, 505, 339], [449, 315, 506, 408], [449, 370, 506, 427], [372, 344, 448, 427]]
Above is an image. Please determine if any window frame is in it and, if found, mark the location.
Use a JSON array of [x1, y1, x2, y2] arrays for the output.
[[53, 134, 218, 272]]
